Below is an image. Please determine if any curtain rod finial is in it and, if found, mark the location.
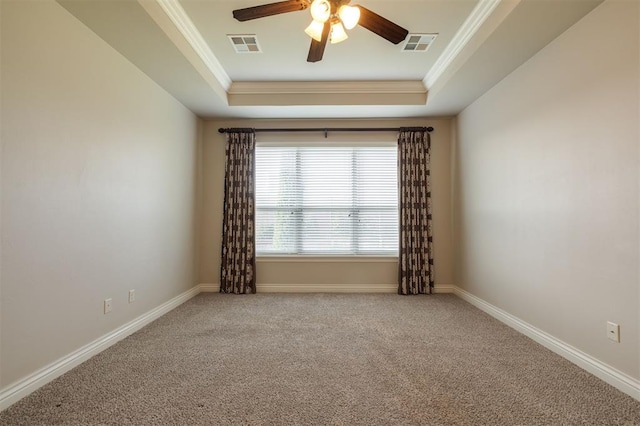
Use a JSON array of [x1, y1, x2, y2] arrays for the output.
[[427, 127, 434, 133], [218, 128, 225, 134]]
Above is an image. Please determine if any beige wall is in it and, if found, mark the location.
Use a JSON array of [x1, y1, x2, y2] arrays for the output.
[[0, 0, 200, 387], [201, 118, 454, 290], [454, 0, 639, 379]]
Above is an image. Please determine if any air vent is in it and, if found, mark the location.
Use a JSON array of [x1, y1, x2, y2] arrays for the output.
[[402, 34, 437, 52], [228, 34, 262, 53]]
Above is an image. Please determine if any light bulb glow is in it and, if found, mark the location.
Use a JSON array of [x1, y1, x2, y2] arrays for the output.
[[305, 20, 325, 42], [310, 0, 331, 23], [338, 5, 360, 30], [330, 22, 348, 44]]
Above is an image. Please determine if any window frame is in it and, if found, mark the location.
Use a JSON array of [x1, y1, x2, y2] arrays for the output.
[[255, 140, 399, 258]]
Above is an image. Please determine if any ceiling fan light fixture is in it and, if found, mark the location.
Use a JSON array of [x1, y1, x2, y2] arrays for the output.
[[338, 5, 360, 30], [310, 0, 331, 23], [305, 20, 325, 42], [231, 0, 410, 63], [330, 21, 348, 44]]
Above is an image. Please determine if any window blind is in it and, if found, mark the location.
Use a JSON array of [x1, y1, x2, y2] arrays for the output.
[[255, 146, 398, 255]]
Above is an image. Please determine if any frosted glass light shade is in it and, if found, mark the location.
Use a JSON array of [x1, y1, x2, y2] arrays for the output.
[[305, 20, 325, 41], [338, 5, 360, 30], [330, 22, 348, 44], [310, 0, 331, 23]]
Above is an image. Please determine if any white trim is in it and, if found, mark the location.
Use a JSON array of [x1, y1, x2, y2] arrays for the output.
[[13, 281, 630, 417], [257, 256, 398, 264], [228, 81, 427, 107], [229, 81, 426, 95], [423, 0, 502, 89], [153, 0, 232, 90], [257, 283, 397, 293], [199, 283, 220, 292], [453, 286, 640, 401], [0, 285, 202, 411], [200, 282, 453, 294], [432, 284, 455, 294]]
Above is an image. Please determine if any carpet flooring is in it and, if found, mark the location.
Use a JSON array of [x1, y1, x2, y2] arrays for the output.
[[1, 293, 639, 425]]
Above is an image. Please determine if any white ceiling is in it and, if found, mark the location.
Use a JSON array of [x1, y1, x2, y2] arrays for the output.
[[181, 0, 477, 81], [58, 0, 603, 119]]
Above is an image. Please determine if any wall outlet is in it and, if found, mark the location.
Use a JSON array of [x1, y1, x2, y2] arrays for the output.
[[128, 289, 135, 303], [104, 298, 113, 314], [606, 321, 620, 343]]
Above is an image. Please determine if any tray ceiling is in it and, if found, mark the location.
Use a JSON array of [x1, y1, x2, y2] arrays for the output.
[[58, 0, 603, 119]]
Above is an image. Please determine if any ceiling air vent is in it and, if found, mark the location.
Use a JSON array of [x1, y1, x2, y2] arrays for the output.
[[402, 34, 437, 52], [228, 35, 262, 53]]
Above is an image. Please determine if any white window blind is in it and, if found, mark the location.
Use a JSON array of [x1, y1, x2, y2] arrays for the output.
[[255, 146, 398, 255]]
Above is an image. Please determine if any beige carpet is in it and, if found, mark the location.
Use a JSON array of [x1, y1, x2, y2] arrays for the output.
[[1, 293, 639, 425]]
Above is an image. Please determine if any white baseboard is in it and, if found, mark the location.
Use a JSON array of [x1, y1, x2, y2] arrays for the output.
[[0, 285, 202, 411], [258, 283, 397, 293], [453, 286, 640, 401], [12, 281, 628, 414], [200, 283, 455, 294], [198, 283, 220, 292], [433, 284, 455, 294]]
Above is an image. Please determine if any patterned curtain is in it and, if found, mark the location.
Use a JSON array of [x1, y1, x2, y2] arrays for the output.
[[398, 128, 434, 295], [220, 129, 256, 294]]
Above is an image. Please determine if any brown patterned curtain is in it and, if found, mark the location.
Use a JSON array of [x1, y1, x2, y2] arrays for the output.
[[398, 128, 434, 295], [220, 129, 256, 294]]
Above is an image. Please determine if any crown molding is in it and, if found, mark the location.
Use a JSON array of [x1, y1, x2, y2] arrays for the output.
[[228, 80, 428, 106], [135, 0, 508, 109], [131, 0, 430, 108], [229, 81, 426, 95], [137, 0, 232, 99], [154, 0, 232, 89], [423, 0, 513, 89], [134, 0, 522, 110]]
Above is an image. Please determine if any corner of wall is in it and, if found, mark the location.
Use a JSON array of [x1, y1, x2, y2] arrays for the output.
[[195, 117, 204, 285], [449, 116, 461, 289], [637, 0, 640, 393], [452, 0, 640, 385], [0, 0, 4, 389]]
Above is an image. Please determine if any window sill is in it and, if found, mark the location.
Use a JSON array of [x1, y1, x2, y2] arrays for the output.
[[256, 256, 398, 263]]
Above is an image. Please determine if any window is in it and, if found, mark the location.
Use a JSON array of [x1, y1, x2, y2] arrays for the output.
[[255, 145, 398, 256]]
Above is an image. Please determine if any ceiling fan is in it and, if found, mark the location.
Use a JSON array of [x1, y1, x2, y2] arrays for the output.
[[232, 0, 409, 63]]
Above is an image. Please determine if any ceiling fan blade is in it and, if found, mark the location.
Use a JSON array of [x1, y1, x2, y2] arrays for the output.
[[233, 0, 308, 22], [354, 5, 409, 45], [307, 21, 330, 63]]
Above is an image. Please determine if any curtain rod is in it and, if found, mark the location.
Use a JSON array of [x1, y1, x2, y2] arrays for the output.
[[218, 126, 434, 138]]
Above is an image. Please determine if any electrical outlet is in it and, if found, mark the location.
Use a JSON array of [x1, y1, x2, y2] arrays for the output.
[[607, 321, 620, 343], [128, 289, 135, 303], [104, 298, 113, 314]]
